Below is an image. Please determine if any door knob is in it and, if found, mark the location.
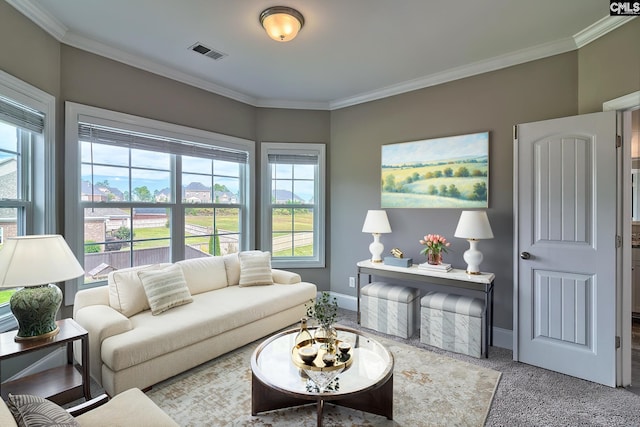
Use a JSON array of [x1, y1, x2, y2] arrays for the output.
[[520, 252, 531, 260]]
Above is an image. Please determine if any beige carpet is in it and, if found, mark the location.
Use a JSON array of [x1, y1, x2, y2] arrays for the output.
[[147, 331, 501, 426]]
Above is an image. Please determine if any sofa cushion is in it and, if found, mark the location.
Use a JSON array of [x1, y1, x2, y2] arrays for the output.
[[101, 282, 317, 372], [223, 253, 240, 286], [176, 256, 228, 294], [238, 251, 273, 287], [7, 394, 79, 427], [138, 265, 193, 315], [109, 263, 172, 317]]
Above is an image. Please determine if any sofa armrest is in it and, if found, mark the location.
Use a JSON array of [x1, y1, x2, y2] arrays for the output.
[[74, 388, 180, 427], [272, 269, 301, 284], [74, 305, 133, 386], [73, 286, 110, 317], [67, 394, 110, 417]]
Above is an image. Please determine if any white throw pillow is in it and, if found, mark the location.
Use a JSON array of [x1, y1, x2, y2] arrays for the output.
[[223, 253, 240, 286], [238, 251, 273, 287], [138, 264, 193, 315], [108, 263, 172, 317]]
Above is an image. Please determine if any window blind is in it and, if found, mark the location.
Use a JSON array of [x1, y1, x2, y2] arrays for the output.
[[267, 153, 318, 165], [78, 123, 248, 163], [0, 96, 45, 134]]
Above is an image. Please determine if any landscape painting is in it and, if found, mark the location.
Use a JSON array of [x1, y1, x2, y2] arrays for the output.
[[381, 132, 489, 208]]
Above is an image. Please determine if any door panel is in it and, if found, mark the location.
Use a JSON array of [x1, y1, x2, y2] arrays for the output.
[[515, 111, 616, 386]]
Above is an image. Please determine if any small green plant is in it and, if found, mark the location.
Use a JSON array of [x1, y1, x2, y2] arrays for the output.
[[84, 241, 100, 253], [306, 291, 338, 328]]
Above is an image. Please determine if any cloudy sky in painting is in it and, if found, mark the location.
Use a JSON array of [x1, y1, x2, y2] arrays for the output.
[[382, 132, 488, 166]]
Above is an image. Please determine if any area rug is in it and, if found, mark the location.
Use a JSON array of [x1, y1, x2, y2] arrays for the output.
[[146, 330, 501, 426]]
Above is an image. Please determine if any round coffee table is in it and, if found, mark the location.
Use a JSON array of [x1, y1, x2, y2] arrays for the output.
[[250, 326, 394, 427]]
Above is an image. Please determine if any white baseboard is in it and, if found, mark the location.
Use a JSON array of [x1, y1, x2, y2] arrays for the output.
[[6, 347, 66, 382], [329, 291, 513, 350]]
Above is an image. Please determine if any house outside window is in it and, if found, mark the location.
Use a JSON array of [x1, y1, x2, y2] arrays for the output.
[[0, 71, 56, 331], [65, 103, 254, 293], [261, 142, 325, 268]]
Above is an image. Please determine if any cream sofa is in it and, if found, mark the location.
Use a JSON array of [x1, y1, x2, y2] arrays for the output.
[[73, 251, 317, 397]]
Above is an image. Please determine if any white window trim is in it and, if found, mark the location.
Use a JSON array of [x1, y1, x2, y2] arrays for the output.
[[64, 102, 255, 304], [0, 70, 56, 331], [261, 142, 325, 268]]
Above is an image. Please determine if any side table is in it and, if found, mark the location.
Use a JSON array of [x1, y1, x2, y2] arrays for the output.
[[0, 318, 91, 405]]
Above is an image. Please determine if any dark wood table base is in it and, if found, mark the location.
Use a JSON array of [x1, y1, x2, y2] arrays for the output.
[[251, 372, 393, 427]]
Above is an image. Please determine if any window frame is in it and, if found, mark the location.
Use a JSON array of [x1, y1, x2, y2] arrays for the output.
[[64, 102, 255, 303], [260, 142, 325, 268], [0, 70, 56, 331]]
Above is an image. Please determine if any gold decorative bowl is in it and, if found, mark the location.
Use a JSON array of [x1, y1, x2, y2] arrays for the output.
[[291, 339, 353, 372]]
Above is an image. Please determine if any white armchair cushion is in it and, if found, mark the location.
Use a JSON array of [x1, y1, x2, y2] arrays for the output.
[[138, 264, 193, 315], [238, 251, 273, 287]]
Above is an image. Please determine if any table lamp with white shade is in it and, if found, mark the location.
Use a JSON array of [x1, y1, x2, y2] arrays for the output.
[[362, 210, 392, 263], [454, 211, 494, 274], [0, 235, 85, 341]]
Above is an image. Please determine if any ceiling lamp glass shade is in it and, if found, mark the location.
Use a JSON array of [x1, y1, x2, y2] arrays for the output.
[[260, 6, 305, 42], [0, 235, 84, 341]]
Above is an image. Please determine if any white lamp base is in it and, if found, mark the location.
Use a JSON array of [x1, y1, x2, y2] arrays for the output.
[[463, 239, 483, 274], [369, 233, 384, 263]]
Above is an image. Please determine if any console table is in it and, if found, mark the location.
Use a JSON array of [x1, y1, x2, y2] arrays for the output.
[[0, 318, 91, 405], [356, 260, 495, 358]]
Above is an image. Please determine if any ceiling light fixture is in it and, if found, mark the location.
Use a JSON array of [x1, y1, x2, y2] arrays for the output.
[[259, 6, 305, 42]]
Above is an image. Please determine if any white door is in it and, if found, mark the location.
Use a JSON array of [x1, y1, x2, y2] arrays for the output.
[[514, 111, 617, 386]]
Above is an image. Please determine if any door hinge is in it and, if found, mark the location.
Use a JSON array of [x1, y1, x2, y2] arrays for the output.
[[513, 126, 518, 140], [617, 135, 622, 148], [616, 336, 621, 349], [616, 235, 622, 248]]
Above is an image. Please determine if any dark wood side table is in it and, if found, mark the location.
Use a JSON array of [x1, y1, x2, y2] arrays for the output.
[[0, 318, 91, 405]]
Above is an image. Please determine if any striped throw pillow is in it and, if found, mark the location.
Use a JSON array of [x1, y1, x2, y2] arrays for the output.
[[238, 251, 273, 287], [138, 264, 193, 315], [7, 394, 79, 427]]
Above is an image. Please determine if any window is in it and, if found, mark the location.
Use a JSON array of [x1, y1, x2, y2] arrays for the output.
[[0, 70, 56, 331], [261, 143, 325, 268], [65, 103, 254, 292]]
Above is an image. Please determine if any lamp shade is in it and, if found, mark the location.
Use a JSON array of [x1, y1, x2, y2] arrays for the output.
[[454, 211, 494, 240], [0, 234, 84, 288], [362, 210, 392, 234], [260, 6, 305, 42], [0, 235, 84, 340]]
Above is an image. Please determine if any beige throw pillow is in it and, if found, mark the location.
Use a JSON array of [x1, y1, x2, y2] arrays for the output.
[[138, 264, 193, 315], [238, 251, 273, 287], [108, 263, 172, 317]]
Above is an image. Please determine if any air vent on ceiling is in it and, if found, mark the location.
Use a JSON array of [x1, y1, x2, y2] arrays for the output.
[[188, 42, 227, 61]]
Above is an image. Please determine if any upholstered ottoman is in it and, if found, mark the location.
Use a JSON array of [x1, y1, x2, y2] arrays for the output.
[[420, 291, 484, 358], [360, 282, 420, 339]]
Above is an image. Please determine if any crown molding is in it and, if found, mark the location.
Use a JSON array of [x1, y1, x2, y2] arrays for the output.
[[330, 36, 578, 110], [6, 0, 67, 40], [573, 15, 636, 48], [9, 1, 634, 111]]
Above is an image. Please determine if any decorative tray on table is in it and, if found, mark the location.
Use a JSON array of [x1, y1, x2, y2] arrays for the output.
[[291, 338, 354, 372]]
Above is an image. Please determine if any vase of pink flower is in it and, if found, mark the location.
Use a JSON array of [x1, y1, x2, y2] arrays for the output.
[[419, 234, 451, 265]]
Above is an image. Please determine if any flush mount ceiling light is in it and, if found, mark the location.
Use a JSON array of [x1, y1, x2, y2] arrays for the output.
[[260, 6, 305, 42]]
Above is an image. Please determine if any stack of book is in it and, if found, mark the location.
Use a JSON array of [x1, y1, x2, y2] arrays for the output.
[[418, 262, 452, 272]]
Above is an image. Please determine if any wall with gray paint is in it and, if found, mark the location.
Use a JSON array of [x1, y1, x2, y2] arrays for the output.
[[255, 107, 331, 288], [329, 52, 579, 330], [578, 19, 640, 114]]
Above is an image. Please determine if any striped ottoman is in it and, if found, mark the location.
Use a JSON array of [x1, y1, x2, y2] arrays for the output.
[[420, 292, 484, 358], [360, 282, 420, 339]]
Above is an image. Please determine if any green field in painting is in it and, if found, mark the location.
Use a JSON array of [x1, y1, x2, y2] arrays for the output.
[[381, 160, 488, 208], [381, 192, 487, 208]]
